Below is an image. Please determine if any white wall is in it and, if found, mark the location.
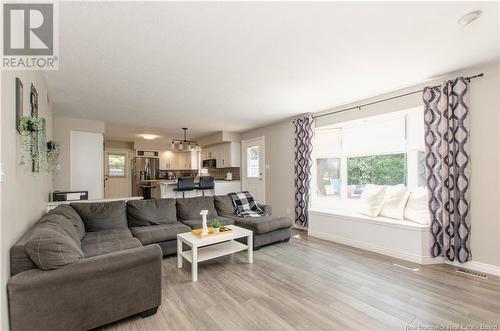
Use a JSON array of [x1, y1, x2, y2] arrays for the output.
[[314, 61, 500, 269], [1, 71, 54, 331], [52, 116, 105, 191], [105, 140, 134, 150], [241, 120, 295, 219]]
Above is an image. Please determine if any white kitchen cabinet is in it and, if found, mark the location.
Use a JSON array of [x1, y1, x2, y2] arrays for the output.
[[160, 151, 178, 170], [175, 151, 199, 170], [177, 152, 188, 170], [217, 142, 241, 168], [214, 180, 241, 195], [215, 144, 224, 168], [189, 150, 199, 170], [204, 146, 216, 160], [200, 149, 208, 161], [201, 143, 240, 168]]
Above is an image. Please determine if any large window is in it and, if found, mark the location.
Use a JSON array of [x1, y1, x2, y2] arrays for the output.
[[347, 153, 406, 198], [316, 158, 341, 197], [313, 108, 425, 208]]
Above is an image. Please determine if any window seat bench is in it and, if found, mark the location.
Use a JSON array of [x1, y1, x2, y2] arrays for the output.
[[308, 208, 434, 264]]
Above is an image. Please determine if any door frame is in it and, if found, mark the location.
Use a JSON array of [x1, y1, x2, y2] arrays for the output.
[[241, 136, 266, 203], [104, 147, 132, 198]]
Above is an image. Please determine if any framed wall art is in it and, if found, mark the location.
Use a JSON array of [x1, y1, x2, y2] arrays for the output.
[[30, 84, 39, 117], [15, 78, 23, 133]]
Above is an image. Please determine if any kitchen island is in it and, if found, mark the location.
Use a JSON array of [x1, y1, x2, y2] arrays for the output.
[[139, 179, 241, 199]]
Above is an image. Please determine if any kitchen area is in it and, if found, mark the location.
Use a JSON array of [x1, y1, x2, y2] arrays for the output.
[[132, 141, 242, 199]]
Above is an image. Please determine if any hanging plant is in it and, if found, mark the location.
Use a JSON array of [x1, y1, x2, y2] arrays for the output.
[[46, 140, 61, 173], [18, 116, 46, 174]]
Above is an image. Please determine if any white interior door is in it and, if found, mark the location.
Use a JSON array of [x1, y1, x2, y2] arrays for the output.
[[241, 137, 265, 203], [105, 149, 131, 198], [70, 131, 104, 199]]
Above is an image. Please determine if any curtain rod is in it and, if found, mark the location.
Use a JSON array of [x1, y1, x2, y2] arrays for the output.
[[313, 73, 484, 119]]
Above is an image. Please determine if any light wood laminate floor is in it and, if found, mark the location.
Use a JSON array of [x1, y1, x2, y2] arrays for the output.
[[100, 231, 500, 331]]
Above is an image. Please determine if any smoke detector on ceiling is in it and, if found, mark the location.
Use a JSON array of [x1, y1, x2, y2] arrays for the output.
[[458, 10, 482, 26]]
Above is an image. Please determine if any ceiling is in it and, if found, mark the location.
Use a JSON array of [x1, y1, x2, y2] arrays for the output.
[[44, 1, 499, 141]]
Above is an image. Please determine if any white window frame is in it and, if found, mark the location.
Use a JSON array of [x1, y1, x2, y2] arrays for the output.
[[312, 107, 425, 209]]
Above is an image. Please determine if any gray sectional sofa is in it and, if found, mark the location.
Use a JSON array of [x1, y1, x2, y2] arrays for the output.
[[213, 195, 293, 247], [7, 195, 292, 331]]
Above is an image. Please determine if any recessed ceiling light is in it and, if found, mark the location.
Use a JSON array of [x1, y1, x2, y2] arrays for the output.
[[141, 134, 158, 140], [458, 10, 482, 26]]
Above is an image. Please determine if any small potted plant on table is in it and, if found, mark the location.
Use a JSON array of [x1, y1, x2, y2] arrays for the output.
[[211, 219, 222, 233]]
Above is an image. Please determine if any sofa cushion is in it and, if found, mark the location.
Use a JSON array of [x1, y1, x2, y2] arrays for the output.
[[180, 216, 234, 230], [39, 213, 81, 244], [81, 229, 133, 246], [233, 215, 293, 235], [127, 198, 177, 227], [82, 238, 142, 258], [176, 196, 218, 220], [48, 204, 86, 239], [24, 215, 84, 270], [130, 222, 190, 245], [214, 195, 236, 215], [71, 201, 128, 232]]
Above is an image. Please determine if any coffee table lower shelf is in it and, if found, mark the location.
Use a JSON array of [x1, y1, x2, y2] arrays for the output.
[[179, 240, 248, 263]]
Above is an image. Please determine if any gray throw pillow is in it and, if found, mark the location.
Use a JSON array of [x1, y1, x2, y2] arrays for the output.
[[176, 196, 218, 220], [25, 216, 84, 270], [71, 201, 128, 232], [127, 198, 177, 227], [48, 204, 86, 239], [213, 195, 236, 215]]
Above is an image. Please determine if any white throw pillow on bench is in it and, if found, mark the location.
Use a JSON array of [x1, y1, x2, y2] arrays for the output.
[[356, 184, 386, 217], [404, 187, 430, 225], [379, 185, 411, 220]]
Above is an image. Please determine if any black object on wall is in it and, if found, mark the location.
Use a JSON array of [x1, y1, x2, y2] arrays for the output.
[[15, 78, 23, 133]]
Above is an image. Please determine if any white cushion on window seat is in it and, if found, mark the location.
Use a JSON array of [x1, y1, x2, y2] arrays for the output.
[[379, 185, 411, 220], [404, 187, 430, 225], [355, 184, 386, 217]]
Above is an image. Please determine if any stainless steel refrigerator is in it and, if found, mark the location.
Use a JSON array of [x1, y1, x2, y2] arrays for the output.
[[132, 157, 159, 196]]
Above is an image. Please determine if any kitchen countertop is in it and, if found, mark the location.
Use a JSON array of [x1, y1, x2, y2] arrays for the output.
[[140, 179, 240, 185]]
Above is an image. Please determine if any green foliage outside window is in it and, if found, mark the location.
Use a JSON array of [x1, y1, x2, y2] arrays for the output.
[[347, 154, 406, 185]]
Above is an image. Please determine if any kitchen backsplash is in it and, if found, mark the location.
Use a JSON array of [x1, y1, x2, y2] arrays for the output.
[[158, 168, 240, 180], [207, 167, 240, 180]]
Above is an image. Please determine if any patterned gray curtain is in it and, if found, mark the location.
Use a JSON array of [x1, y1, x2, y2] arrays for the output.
[[293, 115, 314, 227], [423, 77, 471, 263]]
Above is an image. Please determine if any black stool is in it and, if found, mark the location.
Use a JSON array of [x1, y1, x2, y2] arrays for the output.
[[197, 176, 214, 196], [140, 185, 157, 200], [174, 176, 194, 198]]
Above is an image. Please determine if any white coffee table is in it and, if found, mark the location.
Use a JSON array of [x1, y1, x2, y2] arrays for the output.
[[177, 225, 253, 282]]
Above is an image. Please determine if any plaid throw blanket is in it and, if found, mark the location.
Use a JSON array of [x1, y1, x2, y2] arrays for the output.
[[228, 191, 266, 218]]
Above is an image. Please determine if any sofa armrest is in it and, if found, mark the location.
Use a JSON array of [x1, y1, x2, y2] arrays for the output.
[[258, 203, 272, 215], [8, 245, 162, 331]]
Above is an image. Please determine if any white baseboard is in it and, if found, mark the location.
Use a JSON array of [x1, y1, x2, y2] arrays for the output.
[[308, 230, 435, 265], [308, 230, 500, 276]]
